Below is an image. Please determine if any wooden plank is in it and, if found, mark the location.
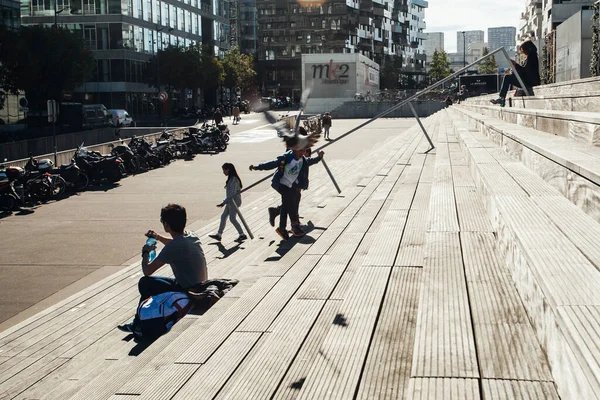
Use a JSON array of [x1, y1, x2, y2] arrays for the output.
[[556, 305, 600, 398], [171, 332, 262, 400], [356, 268, 421, 400], [176, 276, 279, 364], [112, 298, 239, 395], [451, 165, 475, 187], [330, 233, 377, 300], [411, 232, 478, 379], [427, 167, 459, 233], [496, 196, 600, 306], [236, 255, 322, 332], [454, 186, 494, 233], [501, 162, 563, 197], [476, 164, 526, 196], [294, 266, 391, 400], [531, 195, 600, 271], [405, 378, 479, 399], [296, 234, 363, 300], [462, 232, 553, 381], [481, 379, 560, 399], [215, 300, 325, 400], [304, 228, 345, 256], [395, 209, 427, 267], [272, 300, 342, 400], [345, 200, 386, 233]]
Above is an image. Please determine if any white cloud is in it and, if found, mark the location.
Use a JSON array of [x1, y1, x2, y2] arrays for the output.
[[425, 0, 523, 53]]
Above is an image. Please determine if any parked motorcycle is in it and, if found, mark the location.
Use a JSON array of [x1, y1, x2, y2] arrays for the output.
[[129, 136, 162, 169], [23, 157, 67, 200], [73, 144, 125, 184], [25, 156, 87, 192], [110, 142, 141, 174], [0, 167, 22, 211]]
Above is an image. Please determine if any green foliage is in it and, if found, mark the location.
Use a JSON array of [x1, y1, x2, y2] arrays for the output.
[[479, 47, 498, 74], [380, 55, 403, 89], [429, 49, 451, 82], [591, 2, 600, 77], [541, 38, 551, 84], [222, 46, 257, 92], [147, 44, 224, 94], [0, 25, 95, 111]]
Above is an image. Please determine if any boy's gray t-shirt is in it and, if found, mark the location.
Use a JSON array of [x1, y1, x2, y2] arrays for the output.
[[157, 231, 207, 289]]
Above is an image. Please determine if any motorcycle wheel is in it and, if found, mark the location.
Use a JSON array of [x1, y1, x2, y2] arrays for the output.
[[126, 158, 140, 175], [149, 156, 161, 169], [75, 173, 89, 191], [0, 194, 16, 212], [51, 175, 67, 198], [219, 142, 227, 152], [108, 168, 122, 183], [223, 134, 230, 143]]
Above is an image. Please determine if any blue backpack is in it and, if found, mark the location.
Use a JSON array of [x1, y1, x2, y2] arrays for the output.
[[132, 291, 192, 341]]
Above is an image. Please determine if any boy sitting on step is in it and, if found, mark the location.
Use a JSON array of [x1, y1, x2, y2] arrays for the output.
[[117, 203, 207, 333]]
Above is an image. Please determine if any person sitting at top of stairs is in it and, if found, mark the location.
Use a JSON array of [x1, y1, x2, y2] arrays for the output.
[[490, 39, 540, 107]]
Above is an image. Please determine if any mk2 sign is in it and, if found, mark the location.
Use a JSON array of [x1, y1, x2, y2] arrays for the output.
[[305, 60, 356, 98]]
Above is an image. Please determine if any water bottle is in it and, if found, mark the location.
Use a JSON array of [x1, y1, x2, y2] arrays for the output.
[[145, 237, 157, 262]]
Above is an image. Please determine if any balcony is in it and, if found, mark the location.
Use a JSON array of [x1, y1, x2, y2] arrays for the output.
[[411, 0, 428, 8]]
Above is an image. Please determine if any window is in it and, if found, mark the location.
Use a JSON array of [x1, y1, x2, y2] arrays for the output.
[[31, 0, 45, 12], [321, 20, 326, 29], [84, 25, 97, 49], [83, 0, 96, 14], [330, 20, 336, 30]]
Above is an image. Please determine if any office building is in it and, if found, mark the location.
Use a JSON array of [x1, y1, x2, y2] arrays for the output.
[[1, 0, 19, 30], [257, 0, 428, 101], [457, 30, 484, 55], [488, 26, 516, 52], [20, 0, 231, 113], [425, 32, 444, 57]]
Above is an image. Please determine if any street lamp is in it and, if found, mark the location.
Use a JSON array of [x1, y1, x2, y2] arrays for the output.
[[459, 31, 466, 67]]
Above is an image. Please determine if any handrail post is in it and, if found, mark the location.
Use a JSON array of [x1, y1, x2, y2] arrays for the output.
[[228, 199, 254, 240], [500, 47, 531, 96], [408, 101, 434, 153]]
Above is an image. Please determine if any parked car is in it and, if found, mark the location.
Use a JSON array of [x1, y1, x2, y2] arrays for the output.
[[58, 103, 112, 132], [108, 109, 135, 127]]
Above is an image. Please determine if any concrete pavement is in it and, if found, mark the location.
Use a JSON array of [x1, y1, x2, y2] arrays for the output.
[[0, 115, 416, 331]]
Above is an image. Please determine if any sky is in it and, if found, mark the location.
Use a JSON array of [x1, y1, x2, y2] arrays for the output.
[[424, 0, 524, 53]]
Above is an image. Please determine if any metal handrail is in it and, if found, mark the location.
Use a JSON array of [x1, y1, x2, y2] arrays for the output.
[[227, 47, 529, 237]]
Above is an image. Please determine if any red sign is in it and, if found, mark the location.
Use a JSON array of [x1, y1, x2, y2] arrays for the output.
[[158, 91, 168, 102]]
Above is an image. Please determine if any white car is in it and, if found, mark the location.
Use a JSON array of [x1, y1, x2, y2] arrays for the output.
[[108, 109, 134, 127]]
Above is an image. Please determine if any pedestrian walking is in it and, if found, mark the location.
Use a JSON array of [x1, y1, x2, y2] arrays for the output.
[[321, 112, 332, 140], [232, 105, 241, 125], [209, 163, 247, 243], [214, 108, 223, 125]]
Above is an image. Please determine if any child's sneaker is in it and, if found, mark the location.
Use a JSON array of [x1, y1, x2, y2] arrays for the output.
[[489, 98, 505, 107], [275, 227, 289, 241], [235, 234, 247, 243], [117, 323, 133, 333], [208, 234, 222, 241], [268, 207, 279, 227], [291, 225, 306, 237]]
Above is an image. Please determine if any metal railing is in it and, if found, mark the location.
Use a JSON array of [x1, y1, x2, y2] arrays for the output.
[[226, 47, 529, 237]]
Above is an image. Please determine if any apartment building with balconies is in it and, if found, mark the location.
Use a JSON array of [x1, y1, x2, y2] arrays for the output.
[[257, 0, 427, 100]]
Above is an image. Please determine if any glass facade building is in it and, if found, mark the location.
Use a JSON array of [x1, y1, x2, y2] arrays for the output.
[[20, 0, 230, 113]]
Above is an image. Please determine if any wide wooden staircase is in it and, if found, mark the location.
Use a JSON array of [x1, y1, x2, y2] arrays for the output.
[[1, 77, 600, 399]]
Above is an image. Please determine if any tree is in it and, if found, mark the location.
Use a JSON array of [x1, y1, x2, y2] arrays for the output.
[[380, 55, 403, 89], [0, 25, 95, 113], [479, 47, 498, 74], [429, 49, 451, 82], [222, 46, 256, 93]]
